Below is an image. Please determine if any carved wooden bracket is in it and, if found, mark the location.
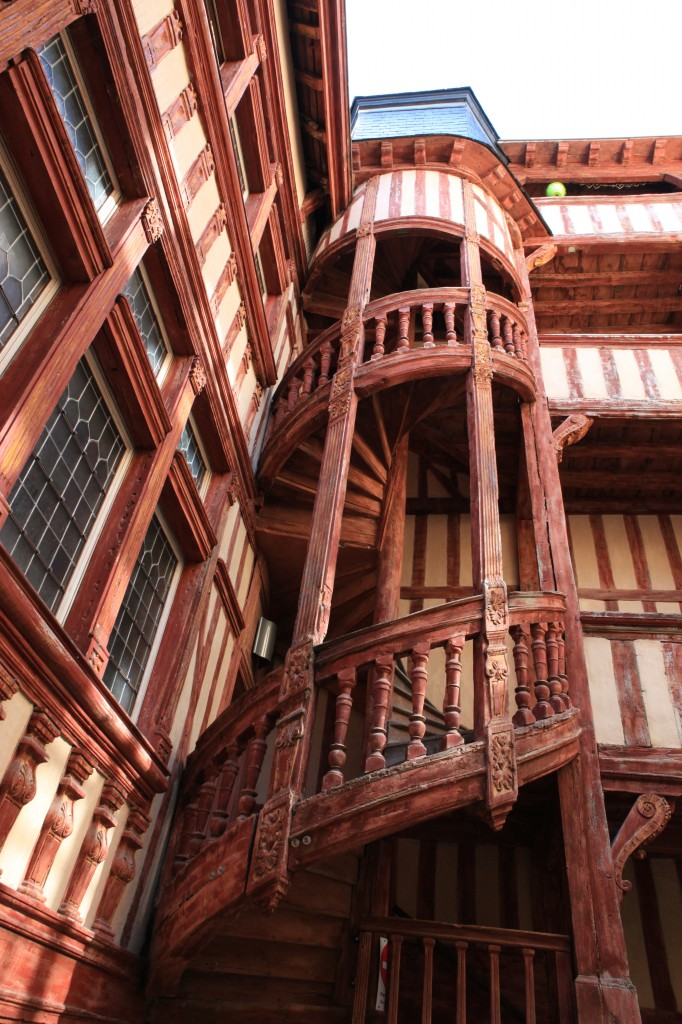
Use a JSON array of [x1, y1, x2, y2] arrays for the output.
[[484, 720, 518, 831], [525, 243, 558, 273], [552, 414, 593, 463], [246, 788, 295, 911], [611, 793, 675, 901], [92, 804, 150, 938]]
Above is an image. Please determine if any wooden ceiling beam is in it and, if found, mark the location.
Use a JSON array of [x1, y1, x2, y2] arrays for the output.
[[534, 297, 682, 314], [532, 271, 682, 289]]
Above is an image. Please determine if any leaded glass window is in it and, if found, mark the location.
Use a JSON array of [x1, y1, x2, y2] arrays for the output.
[[178, 420, 207, 489], [0, 359, 125, 612], [122, 269, 168, 375], [0, 168, 51, 352], [103, 516, 178, 713], [38, 36, 116, 217]]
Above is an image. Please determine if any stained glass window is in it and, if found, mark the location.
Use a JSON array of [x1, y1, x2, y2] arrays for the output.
[[0, 167, 51, 352], [38, 36, 115, 217], [103, 516, 178, 713], [0, 359, 125, 612], [122, 269, 168, 375]]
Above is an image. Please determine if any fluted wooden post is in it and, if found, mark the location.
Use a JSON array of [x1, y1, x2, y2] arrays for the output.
[[322, 667, 356, 789], [522, 947, 536, 1024]]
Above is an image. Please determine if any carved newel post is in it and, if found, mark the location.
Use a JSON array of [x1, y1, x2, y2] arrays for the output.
[[463, 182, 517, 830]]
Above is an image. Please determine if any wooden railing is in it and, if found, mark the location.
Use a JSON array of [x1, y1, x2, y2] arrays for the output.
[[266, 288, 530, 443], [169, 669, 282, 873], [315, 591, 569, 790], [352, 917, 575, 1024]]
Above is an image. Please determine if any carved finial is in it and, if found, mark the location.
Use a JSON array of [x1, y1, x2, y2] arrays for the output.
[[611, 793, 675, 900], [142, 198, 164, 244], [189, 357, 207, 396], [525, 243, 558, 273], [552, 414, 593, 463]]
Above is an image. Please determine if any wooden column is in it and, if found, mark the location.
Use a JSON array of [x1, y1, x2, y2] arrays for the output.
[[462, 181, 516, 830], [248, 179, 379, 908], [516, 248, 642, 1022], [374, 434, 409, 624]]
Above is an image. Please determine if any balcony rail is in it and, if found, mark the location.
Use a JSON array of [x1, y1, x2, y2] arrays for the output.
[[316, 591, 569, 791], [266, 288, 530, 445], [352, 916, 574, 1024], [169, 668, 282, 874]]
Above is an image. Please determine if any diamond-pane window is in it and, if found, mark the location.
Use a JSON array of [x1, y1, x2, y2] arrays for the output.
[[38, 36, 115, 216], [122, 269, 168, 375], [103, 516, 178, 713], [0, 360, 125, 612], [0, 167, 51, 352], [178, 421, 207, 489]]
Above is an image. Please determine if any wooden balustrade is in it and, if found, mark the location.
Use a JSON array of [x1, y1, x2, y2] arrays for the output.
[[316, 592, 570, 790], [170, 672, 281, 872], [264, 288, 531, 444], [352, 916, 575, 1024]]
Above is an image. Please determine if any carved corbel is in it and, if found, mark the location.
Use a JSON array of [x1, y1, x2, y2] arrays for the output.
[[552, 414, 593, 463], [246, 788, 295, 911], [92, 804, 150, 939], [59, 781, 127, 921], [484, 721, 518, 831], [525, 243, 558, 273], [141, 198, 164, 244], [611, 793, 675, 901], [19, 750, 94, 901], [0, 709, 59, 853]]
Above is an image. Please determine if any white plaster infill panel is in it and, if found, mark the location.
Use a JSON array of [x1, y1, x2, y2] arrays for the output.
[[584, 637, 624, 745], [539, 348, 571, 400]]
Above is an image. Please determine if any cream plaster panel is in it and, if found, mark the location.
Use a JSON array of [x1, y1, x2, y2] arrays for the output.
[[237, 546, 255, 607], [636, 639, 681, 747], [228, 519, 247, 588], [576, 348, 608, 399], [170, 646, 198, 752], [595, 205, 623, 234], [43, 767, 105, 910], [539, 348, 571, 399], [0, 690, 32, 778], [651, 858, 682, 1007], [425, 516, 448, 586], [0, 734, 70, 889], [201, 230, 231, 294], [401, 515, 416, 587], [237, 369, 256, 422], [227, 325, 249, 386], [401, 170, 416, 217], [648, 348, 682, 400], [583, 638, 624, 745], [115, 788, 167, 951], [171, 113, 206, 181], [218, 501, 241, 562], [567, 205, 596, 235], [672, 515, 682, 551], [537, 205, 563, 234], [620, 859, 654, 1008], [449, 175, 464, 225], [434, 843, 458, 923], [602, 516, 637, 589], [273, 0, 307, 204], [131, 0, 174, 36], [82, 800, 130, 929], [150, 46, 191, 115], [189, 611, 227, 751], [638, 516, 675, 589], [612, 349, 646, 400], [656, 203, 682, 231], [374, 176, 392, 222], [475, 845, 499, 927], [207, 633, 235, 727], [657, 602, 681, 613], [618, 600, 645, 613], [346, 196, 363, 233], [568, 516, 600, 590], [472, 189, 490, 241], [459, 638, 474, 731], [500, 515, 519, 589], [580, 599, 609, 612], [329, 215, 344, 245], [626, 203, 654, 233], [188, 176, 222, 242], [424, 170, 441, 219], [459, 516, 473, 586], [398, 599, 411, 618], [216, 278, 241, 342]]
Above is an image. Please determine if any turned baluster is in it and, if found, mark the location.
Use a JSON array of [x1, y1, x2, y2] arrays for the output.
[[301, 355, 316, 397], [318, 339, 333, 385], [421, 302, 435, 346], [174, 795, 199, 868], [488, 310, 503, 350], [189, 762, 220, 855], [322, 667, 356, 790], [397, 306, 411, 352], [287, 376, 302, 412], [444, 302, 457, 345], [502, 316, 515, 355], [407, 642, 430, 759], [546, 622, 565, 713], [556, 621, 571, 708], [530, 623, 553, 719], [273, 395, 288, 430], [442, 635, 465, 748], [511, 625, 535, 726], [238, 714, 272, 818], [512, 322, 523, 359], [209, 741, 243, 837], [519, 329, 528, 360], [372, 315, 387, 359], [365, 654, 394, 772]]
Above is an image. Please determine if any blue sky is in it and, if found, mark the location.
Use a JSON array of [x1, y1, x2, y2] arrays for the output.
[[346, 0, 681, 140]]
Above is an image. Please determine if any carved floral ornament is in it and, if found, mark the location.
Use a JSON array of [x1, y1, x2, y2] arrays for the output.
[[328, 359, 355, 421], [280, 640, 313, 700], [486, 584, 507, 626], [141, 198, 164, 244], [490, 731, 515, 794], [252, 803, 287, 881]]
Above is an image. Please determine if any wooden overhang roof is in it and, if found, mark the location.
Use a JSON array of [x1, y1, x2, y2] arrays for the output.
[[501, 136, 682, 189], [287, 0, 353, 221]]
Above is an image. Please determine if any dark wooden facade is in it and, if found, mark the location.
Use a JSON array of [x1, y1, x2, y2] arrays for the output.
[[0, 2, 680, 1022]]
